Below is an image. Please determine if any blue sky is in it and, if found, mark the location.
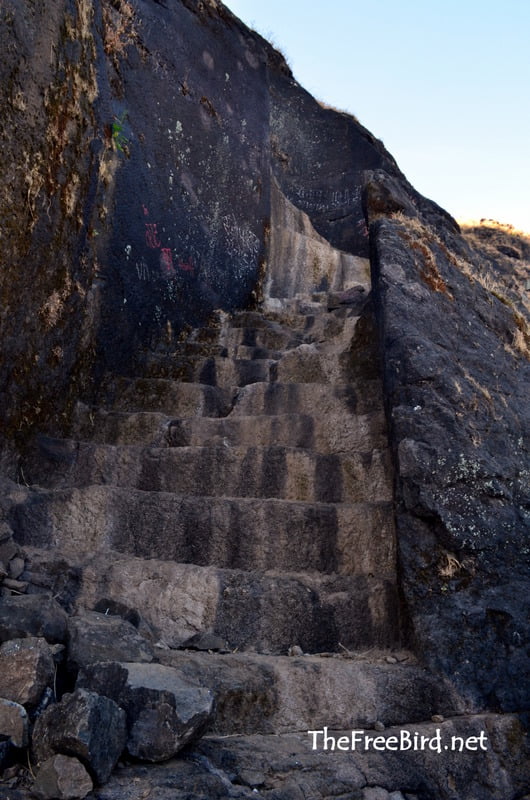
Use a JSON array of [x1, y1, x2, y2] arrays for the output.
[[225, 0, 529, 232]]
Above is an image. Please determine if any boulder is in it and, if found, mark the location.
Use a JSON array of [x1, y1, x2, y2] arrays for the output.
[[0, 637, 55, 707], [67, 612, 154, 670], [0, 698, 29, 748], [78, 662, 214, 762], [32, 689, 127, 784], [0, 595, 68, 644], [33, 754, 93, 800], [363, 789, 390, 800], [125, 663, 215, 761], [8, 558, 26, 580]]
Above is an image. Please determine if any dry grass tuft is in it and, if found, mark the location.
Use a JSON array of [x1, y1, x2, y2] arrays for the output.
[[460, 220, 530, 360], [102, 0, 138, 58], [391, 213, 454, 299], [392, 214, 530, 360], [438, 552, 463, 579]]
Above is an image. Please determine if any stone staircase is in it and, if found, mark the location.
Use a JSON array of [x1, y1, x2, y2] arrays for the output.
[[9, 286, 530, 799], [16, 285, 401, 656]]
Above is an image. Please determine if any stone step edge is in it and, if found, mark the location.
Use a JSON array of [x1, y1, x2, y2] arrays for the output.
[[22, 545, 400, 654], [22, 544, 396, 587], [33, 434, 388, 459], [71, 407, 386, 445], [73, 407, 384, 424], [100, 378, 377, 391], [19, 483, 393, 511], [153, 649, 467, 733], [199, 712, 504, 738], [195, 711, 525, 755], [141, 354, 281, 365]]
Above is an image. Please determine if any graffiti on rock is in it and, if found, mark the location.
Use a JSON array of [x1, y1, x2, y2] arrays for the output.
[[145, 222, 161, 249], [293, 186, 361, 214], [160, 248, 175, 276]]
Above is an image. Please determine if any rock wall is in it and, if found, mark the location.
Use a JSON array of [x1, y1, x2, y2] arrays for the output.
[[365, 173, 530, 712], [0, 0, 397, 453]]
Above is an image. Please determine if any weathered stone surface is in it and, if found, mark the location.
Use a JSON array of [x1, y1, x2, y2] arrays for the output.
[[196, 714, 530, 800], [89, 757, 248, 800], [367, 179, 530, 711], [85, 712, 530, 800], [0, 637, 55, 707], [0, 537, 19, 564], [156, 650, 463, 735], [0, 595, 68, 644], [8, 557, 26, 580], [0, 522, 14, 543], [32, 755, 93, 800], [327, 285, 368, 311], [42, 549, 398, 654], [13, 490, 395, 577], [0, 698, 29, 748], [67, 611, 153, 670], [3, 578, 28, 593], [32, 689, 126, 784], [79, 661, 214, 762]]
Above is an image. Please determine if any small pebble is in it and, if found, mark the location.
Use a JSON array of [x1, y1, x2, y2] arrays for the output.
[[288, 645, 303, 657], [374, 720, 386, 732], [8, 557, 26, 580], [385, 655, 398, 664], [431, 714, 444, 723]]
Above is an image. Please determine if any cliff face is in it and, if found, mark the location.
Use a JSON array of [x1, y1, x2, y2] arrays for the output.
[[365, 185, 530, 711], [1, 0, 529, 740], [0, 0, 397, 448]]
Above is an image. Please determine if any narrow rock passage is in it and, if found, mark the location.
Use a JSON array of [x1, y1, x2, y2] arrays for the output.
[[17, 268, 399, 655], [8, 268, 529, 800]]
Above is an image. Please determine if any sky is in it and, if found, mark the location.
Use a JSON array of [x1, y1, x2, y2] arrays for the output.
[[225, 0, 529, 232]]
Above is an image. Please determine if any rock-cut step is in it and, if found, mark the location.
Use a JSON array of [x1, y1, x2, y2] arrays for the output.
[[91, 713, 530, 800], [154, 649, 465, 735], [94, 377, 384, 423], [137, 353, 277, 387], [139, 348, 334, 386], [98, 378, 237, 416], [25, 437, 393, 504], [71, 406, 389, 454], [191, 714, 530, 800], [22, 547, 399, 654], [12, 486, 396, 576]]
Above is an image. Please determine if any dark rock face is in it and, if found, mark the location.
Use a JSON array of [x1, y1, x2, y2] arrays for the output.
[[365, 180, 530, 711]]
